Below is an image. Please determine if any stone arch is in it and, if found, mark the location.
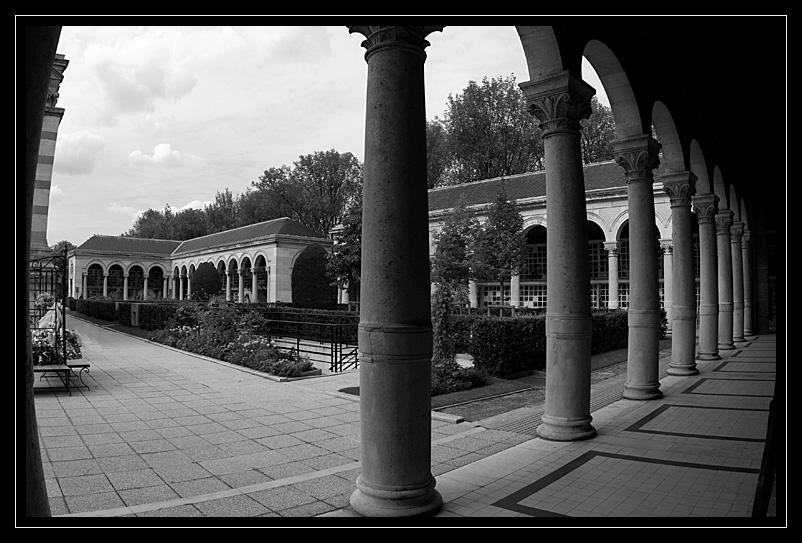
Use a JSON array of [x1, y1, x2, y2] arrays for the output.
[[585, 210, 611, 240], [583, 39, 644, 139], [713, 166, 729, 210], [651, 101, 685, 172], [522, 215, 547, 232], [128, 264, 145, 300], [515, 26, 566, 80], [107, 263, 125, 299], [729, 184, 741, 222], [147, 264, 166, 299], [689, 140, 712, 195], [86, 263, 104, 298]]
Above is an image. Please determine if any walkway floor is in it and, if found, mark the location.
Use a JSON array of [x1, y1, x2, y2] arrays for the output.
[[29, 315, 782, 525]]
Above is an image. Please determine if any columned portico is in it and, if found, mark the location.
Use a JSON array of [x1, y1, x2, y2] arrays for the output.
[[660, 239, 674, 333], [347, 25, 443, 517], [742, 230, 755, 337], [716, 210, 735, 350], [662, 172, 698, 375], [730, 221, 745, 342], [605, 241, 619, 309], [520, 70, 596, 441], [693, 194, 720, 360], [613, 135, 662, 400]]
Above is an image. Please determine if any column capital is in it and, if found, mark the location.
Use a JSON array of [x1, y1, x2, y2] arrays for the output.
[[611, 135, 661, 184], [660, 171, 697, 207], [692, 193, 719, 223], [660, 239, 673, 253], [715, 209, 734, 234], [742, 229, 751, 247], [348, 26, 442, 61], [604, 241, 619, 255], [730, 221, 744, 242], [519, 71, 595, 135]]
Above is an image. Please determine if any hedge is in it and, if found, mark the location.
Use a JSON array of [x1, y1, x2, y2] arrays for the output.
[[75, 298, 118, 321]]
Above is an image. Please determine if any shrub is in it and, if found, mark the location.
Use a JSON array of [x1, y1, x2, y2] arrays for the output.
[[291, 244, 337, 309], [191, 262, 222, 301], [138, 302, 182, 331], [469, 314, 547, 376]]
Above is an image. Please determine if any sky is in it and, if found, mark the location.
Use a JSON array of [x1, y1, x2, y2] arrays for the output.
[[37, 24, 607, 247]]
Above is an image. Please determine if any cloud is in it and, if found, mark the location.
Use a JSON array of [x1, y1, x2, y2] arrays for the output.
[[49, 184, 64, 198], [178, 200, 213, 211], [128, 143, 202, 167], [108, 202, 136, 215], [54, 130, 105, 175]]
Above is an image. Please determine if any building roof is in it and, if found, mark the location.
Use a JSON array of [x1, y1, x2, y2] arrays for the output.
[[75, 217, 328, 258], [76, 235, 181, 257], [428, 160, 633, 213], [172, 217, 328, 255]]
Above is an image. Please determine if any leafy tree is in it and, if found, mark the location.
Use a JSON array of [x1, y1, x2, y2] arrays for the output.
[[123, 205, 174, 239], [425, 117, 450, 189], [234, 186, 285, 227], [326, 196, 362, 296], [291, 244, 337, 309], [439, 74, 543, 186], [253, 150, 362, 236], [471, 186, 525, 296], [171, 208, 209, 240], [580, 96, 616, 164], [430, 197, 480, 301], [191, 262, 222, 300], [205, 188, 239, 233]]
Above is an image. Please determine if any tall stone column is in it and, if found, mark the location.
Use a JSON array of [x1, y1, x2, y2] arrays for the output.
[[469, 280, 478, 308], [82, 272, 87, 300], [143, 275, 149, 301], [521, 71, 596, 441], [251, 268, 259, 303], [730, 222, 745, 342], [660, 240, 674, 334], [662, 172, 698, 375], [716, 210, 735, 350], [605, 241, 619, 309], [347, 25, 444, 517], [179, 274, 185, 300], [237, 269, 244, 303], [225, 271, 231, 302], [103, 273, 109, 298], [510, 274, 521, 307], [693, 194, 719, 359], [162, 277, 168, 300], [613, 135, 662, 400], [742, 230, 755, 337], [123, 274, 129, 301]]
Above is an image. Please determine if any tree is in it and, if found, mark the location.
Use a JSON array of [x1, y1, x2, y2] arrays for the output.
[[439, 74, 543, 186], [205, 188, 239, 233], [425, 117, 450, 189], [123, 205, 174, 239], [191, 262, 222, 300], [430, 197, 480, 302], [253, 150, 362, 236], [326, 196, 362, 296], [291, 244, 336, 309], [471, 186, 525, 298], [170, 208, 209, 241], [580, 96, 616, 164]]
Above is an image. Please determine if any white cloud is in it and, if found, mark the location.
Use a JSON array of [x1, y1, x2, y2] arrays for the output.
[[54, 130, 105, 175], [178, 200, 213, 211], [49, 184, 64, 198], [108, 202, 136, 215], [128, 143, 202, 167]]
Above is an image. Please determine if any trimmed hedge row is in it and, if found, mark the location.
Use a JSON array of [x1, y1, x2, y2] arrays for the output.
[[449, 308, 667, 377]]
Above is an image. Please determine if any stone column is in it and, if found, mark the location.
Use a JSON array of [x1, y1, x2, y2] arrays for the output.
[[742, 230, 755, 337], [225, 271, 231, 302], [82, 273, 87, 300], [662, 172, 698, 375], [251, 268, 259, 303], [342, 281, 350, 305], [469, 280, 478, 308], [660, 240, 673, 334], [179, 274, 184, 300], [521, 70, 596, 441], [613, 135, 662, 401], [162, 277, 168, 299], [123, 274, 129, 301], [510, 273, 520, 307], [237, 269, 244, 303], [605, 242, 619, 309], [143, 275, 149, 301], [716, 210, 735, 350], [692, 194, 719, 360], [103, 273, 108, 298], [347, 25, 444, 517], [730, 222, 745, 342]]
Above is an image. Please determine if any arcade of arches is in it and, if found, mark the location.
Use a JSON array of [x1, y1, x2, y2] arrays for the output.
[[24, 23, 784, 519]]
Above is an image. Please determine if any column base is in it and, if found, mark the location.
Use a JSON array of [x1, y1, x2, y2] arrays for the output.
[[667, 363, 699, 376], [733, 335, 746, 343], [622, 382, 663, 401], [349, 476, 442, 517], [537, 415, 596, 442], [718, 342, 736, 350], [696, 352, 721, 361]]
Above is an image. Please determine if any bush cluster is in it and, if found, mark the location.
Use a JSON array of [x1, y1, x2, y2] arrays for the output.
[[75, 298, 117, 321], [149, 296, 314, 378]]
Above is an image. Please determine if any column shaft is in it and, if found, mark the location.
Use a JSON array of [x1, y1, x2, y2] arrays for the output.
[[730, 222, 745, 342], [716, 211, 735, 349], [693, 194, 720, 359], [742, 231, 755, 336], [605, 242, 619, 309], [521, 71, 596, 441], [348, 25, 443, 517], [661, 240, 673, 333], [614, 136, 662, 400], [510, 274, 520, 307]]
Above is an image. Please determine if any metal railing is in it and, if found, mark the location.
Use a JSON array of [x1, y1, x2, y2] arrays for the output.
[[262, 319, 359, 373]]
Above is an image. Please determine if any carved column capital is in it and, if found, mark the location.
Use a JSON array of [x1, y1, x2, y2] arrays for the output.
[[519, 71, 595, 135], [660, 240, 674, 254], [730, 221, 744, 242], [348, 26, 443, 61], [715, 209, 734, 234], [742, 230, 751, 248], [692, 193, 719, 224], [660, 171, 697, 207], [612, 135, 661, 184], [604, 241, 619, 256]]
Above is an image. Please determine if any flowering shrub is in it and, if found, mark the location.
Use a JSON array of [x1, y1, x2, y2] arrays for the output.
[[430, 357, 490, 396], [149, 296, 314, 378], [31, 328, 82, 365]]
